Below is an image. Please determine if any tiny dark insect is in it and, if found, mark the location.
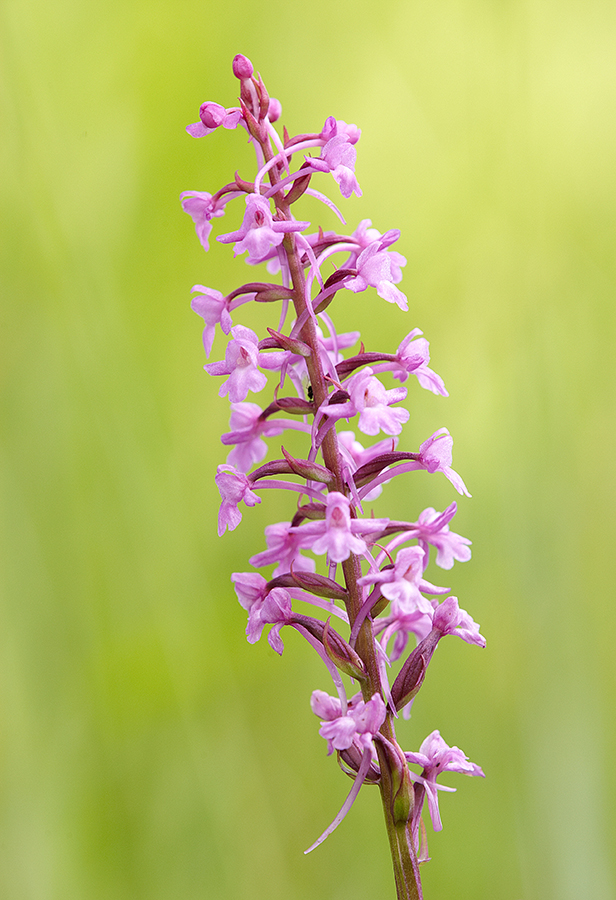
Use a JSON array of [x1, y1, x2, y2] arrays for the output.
[[307, 384, 314, 400]]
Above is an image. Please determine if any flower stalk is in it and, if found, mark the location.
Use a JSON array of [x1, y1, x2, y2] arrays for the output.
[[181, 55, 485, 899]]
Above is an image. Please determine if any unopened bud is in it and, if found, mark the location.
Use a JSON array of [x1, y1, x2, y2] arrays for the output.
[[281, 447, 335, 485], [292, 615, 365, 680], [268, 97, 282, 122], [267, 328, 312, 357], [269, 570, 348, 601], [199, 101, 226, 129], [392, 766, 415, 826], [232, 54, 253, 79], [432, 595, 460, 634]]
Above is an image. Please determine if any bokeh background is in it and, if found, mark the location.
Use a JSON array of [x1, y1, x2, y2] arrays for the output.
[[2, 1, 615, 898]]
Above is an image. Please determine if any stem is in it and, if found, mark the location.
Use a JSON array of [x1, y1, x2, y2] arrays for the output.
[[258, 133, 423, 899]]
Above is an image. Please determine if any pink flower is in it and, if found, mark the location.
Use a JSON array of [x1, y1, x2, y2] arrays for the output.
[[221, 402, 285, 473], [319, 117, 361, 145], [375, 606, 434, 661], [215, 465, 261, 535], [406, 731, 484, 831], [218, 194, 309, 263], [186, 101, 242, 138], [363, 546, 449, 660], [292, 492, 388, 563], [310, 690, 385, 755], [346, 368, 409, 436], [180, 191, 226, 251], [322, 135, 362, 198], [204, 325, 286, 403], [190, 285, 233, 358], [231, 574, 293, 654], [417, 429, 470, 497], [432, 596, 485, 648], [344, 240, 408, 310], [249, 521, 316, 577], [360, 546, 448, 610], [309, 134, 362, 198], [391, 329, 447, 396], [414, 504, 471, 570]]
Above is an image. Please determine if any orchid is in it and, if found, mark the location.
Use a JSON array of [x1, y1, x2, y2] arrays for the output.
[[204, 324, 289, 402], [344, 238, 408, 310], [181, 54, 484, 900], [249, 521, 316, 576], [309, 133, 363, 198], [311, 690, 386, 754], [190, 284, 233, 357], [215, 464, 261, 535], [180, 191, 226, 251], [413, 504, 472, 569], [292, 491, 388, 563], [186, 101, 243, 138], [346, 368, 410, 436], [218, 193, 309, 263], [406, 731, 485, 833], [416, 428, 471, 497]]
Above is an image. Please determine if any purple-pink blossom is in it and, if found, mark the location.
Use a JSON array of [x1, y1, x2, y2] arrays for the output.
[[311, 690, 385, 755], [417, 429, 471, 497], [320, 368, 409, 437], [205, 325, 267, 401], [390, 329, 448, 396], [413, 504, 472, 570], [308, 134, 362, 198], [346, 368, 409, 436], [344, 239, 408, 310], [218, 194, 309, 263], [215, 465, 261, 535], [406, 731, 484, 832], [186, 102, 243, 138], [319, 117, 361, 145], [221, 402, 284, 472], [232, 573, 293, 654], [360, 546, 448, 610], [180, 191, 226, 251], [363, 546, 449, 659], [249, 521, 316, 576], [432, 596, 485, 647], [292, 492, 388, 563], [204, 325, 287, 403], [191, 284, 233, 357]]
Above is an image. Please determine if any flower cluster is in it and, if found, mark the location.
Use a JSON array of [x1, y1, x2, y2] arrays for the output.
[[182, 55, 484, 898]]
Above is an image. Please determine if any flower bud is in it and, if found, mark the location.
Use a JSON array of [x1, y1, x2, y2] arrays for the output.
[[232, 54, 253, 79], [281, 446, 335, 485], [293, 614, 366, 680], [199, 101, 226, 129], [268, 97, 282, 122], [269, 570, 348, 601], [267, 328, 312, 358], [432, 595, 460, 634]]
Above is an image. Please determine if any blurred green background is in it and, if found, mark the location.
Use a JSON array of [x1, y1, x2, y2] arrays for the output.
[[1, 0, 615, 898]]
